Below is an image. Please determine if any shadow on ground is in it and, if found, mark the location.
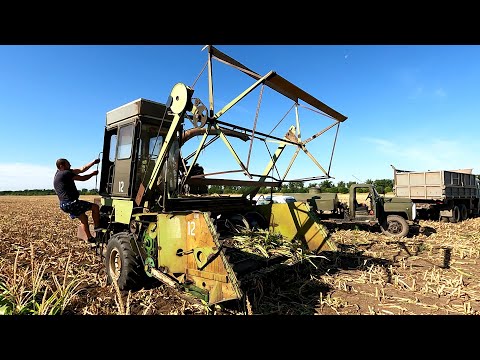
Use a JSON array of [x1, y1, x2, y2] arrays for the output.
[[321, 221, 436, 238], [232, 250, 394, 315]]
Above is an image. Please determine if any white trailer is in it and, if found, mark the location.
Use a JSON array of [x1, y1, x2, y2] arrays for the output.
[[392, 166, 480, 222]]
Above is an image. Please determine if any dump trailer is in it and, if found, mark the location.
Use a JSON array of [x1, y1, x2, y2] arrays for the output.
[[78, 45, 349, 308], [307, 184, 418, 237], [392, 165, 480, 222]]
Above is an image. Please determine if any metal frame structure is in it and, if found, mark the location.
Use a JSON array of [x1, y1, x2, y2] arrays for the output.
[[135, 45, 348, 206]]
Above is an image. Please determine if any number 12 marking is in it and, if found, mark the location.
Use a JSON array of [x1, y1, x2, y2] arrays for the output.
[[187, 221, 196, 236]]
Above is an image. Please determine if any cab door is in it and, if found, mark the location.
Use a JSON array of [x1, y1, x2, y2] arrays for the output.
[[112, 123, 134, 197]]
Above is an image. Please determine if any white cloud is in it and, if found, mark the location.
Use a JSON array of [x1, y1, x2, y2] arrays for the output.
[[0, 163, 97, 191]]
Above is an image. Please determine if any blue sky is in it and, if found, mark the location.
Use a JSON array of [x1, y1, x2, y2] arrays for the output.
[[1, 44, 479, 191]]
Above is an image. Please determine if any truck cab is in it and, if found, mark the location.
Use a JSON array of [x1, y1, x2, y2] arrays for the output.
[[308, 183, 418, 237], [349, 183, 378, 219]]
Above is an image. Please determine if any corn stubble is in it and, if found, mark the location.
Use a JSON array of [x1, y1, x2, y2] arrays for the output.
[[1, 195, 480, 315]]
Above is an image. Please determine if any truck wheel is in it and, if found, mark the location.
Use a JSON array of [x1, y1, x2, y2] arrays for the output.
[[449, 206, 461, 223], [381, 215, 409, 238], [459, 204, 468, 220], [105, 232, 144, 290]]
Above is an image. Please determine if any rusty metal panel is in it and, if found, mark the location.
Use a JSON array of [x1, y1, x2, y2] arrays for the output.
[[156, 211, 240, 304], [185, 213, 225, 276], [184, 212, 239, 304]]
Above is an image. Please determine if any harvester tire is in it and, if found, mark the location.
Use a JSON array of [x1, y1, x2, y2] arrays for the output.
[[106, 232, 144, 291], [380, 215, 409, 238]]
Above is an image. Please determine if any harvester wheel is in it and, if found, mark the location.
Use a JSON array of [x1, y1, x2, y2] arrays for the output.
[[380, 215, 409, 238], [105, 232, 144, 290]]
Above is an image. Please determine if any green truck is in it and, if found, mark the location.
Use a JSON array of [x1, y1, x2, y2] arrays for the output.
[[307, 183, 418, 237]]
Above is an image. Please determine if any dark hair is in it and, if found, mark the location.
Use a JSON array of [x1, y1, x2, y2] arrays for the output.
[[56, 158, 69, 169]]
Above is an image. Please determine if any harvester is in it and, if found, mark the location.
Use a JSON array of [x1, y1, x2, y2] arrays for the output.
[[81, 45, 348, 308]]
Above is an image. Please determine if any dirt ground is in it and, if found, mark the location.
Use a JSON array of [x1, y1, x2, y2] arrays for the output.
[[1, 195, 479, 315]]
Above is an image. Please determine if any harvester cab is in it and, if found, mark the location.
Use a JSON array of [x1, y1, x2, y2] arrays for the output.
[[87, 45, 348, 308]]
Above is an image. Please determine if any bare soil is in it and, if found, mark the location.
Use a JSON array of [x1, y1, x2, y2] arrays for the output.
[[1, 195, 479, 315]]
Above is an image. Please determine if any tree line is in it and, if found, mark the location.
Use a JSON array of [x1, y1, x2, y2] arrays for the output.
[[0, 179, 395, 197], [207, 179, 394, 195]]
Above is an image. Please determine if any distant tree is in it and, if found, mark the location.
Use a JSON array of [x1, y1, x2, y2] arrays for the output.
[[282, 181, 306, 193], [320, 180, 334, 191], [373, 179, 394, 193], [0, 177, 398, 196], [208, 185, 224, 194], [289, 181, 304, 192], [336, 181, 348, 194], [347, 181, 356, 189], [223, 185, 240, 194]]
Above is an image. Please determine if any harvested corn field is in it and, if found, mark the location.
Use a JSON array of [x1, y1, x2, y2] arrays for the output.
[[1, 195, 479, 315]]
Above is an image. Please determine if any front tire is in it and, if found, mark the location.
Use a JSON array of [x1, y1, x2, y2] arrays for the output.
[[381, 215, 409, 238], [105, 232, 144, 290]]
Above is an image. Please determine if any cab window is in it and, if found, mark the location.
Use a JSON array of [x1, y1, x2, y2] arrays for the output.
[[117, 124, 134, 160]]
